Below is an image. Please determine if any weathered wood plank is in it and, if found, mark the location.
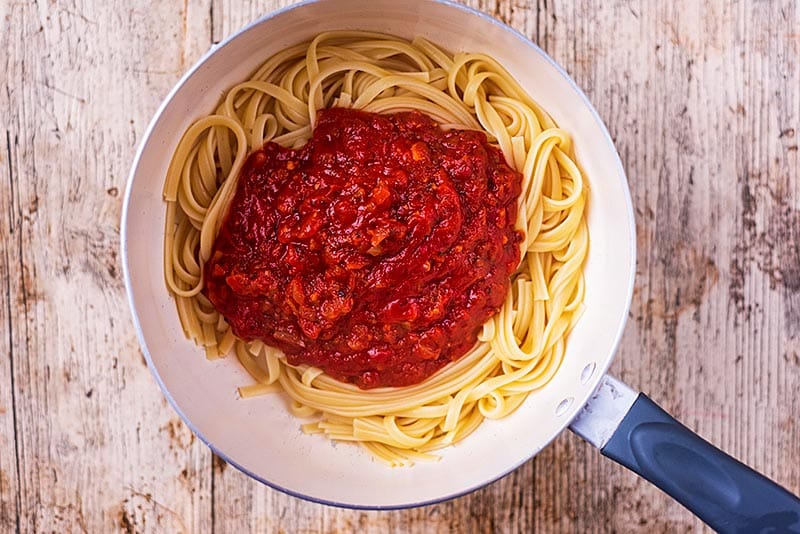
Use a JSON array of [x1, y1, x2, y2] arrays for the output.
[[1, 3, 24, 531]]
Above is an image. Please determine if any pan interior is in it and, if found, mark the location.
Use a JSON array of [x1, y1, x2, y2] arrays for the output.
[[122, 0, 635, 508]]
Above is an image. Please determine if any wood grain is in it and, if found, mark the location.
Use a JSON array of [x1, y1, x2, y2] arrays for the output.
[[1, 0, 798, 532]]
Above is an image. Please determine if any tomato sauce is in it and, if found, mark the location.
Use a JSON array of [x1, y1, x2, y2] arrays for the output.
[[205, 108, 522, 388]]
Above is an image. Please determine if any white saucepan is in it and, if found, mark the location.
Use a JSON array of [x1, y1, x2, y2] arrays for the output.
[[121, 1, 800, 529]]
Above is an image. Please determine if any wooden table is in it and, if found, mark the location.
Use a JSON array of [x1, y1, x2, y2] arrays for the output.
[[2, 0, 799, 531]]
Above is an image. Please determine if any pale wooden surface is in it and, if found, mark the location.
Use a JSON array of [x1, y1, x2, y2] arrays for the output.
[[1, 0, 799, 532]]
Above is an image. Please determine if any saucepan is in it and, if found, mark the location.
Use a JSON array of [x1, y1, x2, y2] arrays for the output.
[[121, 0, 800, 530]]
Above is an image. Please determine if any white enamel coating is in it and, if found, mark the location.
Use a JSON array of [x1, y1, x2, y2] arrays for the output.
[[121, 0, 636, 508]]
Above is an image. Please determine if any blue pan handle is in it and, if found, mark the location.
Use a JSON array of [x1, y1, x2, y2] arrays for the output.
[[602, 392, 800, 533]]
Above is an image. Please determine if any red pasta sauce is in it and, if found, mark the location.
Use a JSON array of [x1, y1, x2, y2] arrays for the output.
[[205, 108, 522, 389]]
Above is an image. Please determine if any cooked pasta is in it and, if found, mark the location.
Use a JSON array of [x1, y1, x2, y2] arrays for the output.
[[163, 31, 587, 466]]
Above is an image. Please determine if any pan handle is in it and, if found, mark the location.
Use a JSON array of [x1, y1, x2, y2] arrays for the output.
[[570, 375, 800, 533]]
